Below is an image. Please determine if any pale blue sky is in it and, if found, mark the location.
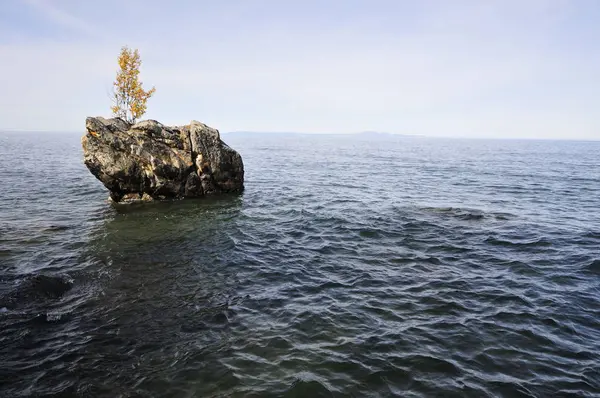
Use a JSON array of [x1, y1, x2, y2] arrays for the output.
[[1, 0, 599, 139]]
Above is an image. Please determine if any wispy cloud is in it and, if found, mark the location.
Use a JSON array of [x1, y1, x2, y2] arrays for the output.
[[23, 0, 101, 38]]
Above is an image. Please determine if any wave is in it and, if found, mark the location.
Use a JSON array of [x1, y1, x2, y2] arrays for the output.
[[419, 206, 515, 221], [585, 259, 600, 273], [484, 236, 552, 248]]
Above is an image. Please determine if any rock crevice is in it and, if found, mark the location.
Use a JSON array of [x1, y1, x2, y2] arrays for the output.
[[82, 117, 244, 203]]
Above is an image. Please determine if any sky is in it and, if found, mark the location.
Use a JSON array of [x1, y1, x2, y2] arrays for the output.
[[0, 0, 599, 139]]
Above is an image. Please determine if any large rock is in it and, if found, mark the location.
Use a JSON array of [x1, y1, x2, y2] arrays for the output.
[[82, 117, 244, 203]]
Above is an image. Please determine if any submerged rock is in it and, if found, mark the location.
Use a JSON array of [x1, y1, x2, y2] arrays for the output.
[[0, 274, 73, 310], [82, 117, 244, 203]]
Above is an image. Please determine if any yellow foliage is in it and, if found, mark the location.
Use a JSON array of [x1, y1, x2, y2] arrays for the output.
[[111, 46, 155, 124]]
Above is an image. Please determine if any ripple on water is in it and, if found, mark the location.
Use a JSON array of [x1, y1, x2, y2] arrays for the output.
[[1, 133, 600, 397]]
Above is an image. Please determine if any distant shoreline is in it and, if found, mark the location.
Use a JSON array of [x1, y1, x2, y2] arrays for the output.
[[1, 129, 598, 142]]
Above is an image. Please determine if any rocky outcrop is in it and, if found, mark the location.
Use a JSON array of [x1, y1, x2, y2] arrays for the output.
[[82, 117, 244, 203]]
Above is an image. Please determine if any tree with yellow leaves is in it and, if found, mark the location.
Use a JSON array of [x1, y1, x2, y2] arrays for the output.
[[111, 46, 156, 124]]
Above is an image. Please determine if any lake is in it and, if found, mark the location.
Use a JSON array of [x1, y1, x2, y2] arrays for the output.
[[1, 131, 599, 397]]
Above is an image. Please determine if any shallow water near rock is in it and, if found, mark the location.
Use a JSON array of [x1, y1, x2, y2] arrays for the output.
[[1, 131, 599, 397]]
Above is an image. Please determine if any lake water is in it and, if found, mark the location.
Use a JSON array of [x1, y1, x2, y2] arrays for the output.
[[1, 131, 599, 397]]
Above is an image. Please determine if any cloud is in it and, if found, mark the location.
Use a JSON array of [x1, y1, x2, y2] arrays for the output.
[[22, 0, 101, 38]]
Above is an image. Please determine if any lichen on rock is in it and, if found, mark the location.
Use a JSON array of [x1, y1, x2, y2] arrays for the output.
[[82, 117, 244, 203]]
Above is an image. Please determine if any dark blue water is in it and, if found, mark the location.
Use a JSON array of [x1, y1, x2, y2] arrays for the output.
[[1, 131, 599, 397]]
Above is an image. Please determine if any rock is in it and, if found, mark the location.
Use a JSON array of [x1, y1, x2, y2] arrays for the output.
[[82, 117, 244, 203], [0, 274, 74, 310]]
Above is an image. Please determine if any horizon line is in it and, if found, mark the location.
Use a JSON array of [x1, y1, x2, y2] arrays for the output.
[[0, 128, 598, 142]]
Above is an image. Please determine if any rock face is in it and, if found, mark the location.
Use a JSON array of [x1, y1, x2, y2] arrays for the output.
[[82, 117, 244, 203]]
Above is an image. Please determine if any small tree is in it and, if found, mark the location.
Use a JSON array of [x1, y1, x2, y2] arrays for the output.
[[111, 46, 156, 124]]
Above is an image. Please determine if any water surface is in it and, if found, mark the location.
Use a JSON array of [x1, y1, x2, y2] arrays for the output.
[[1, 131, 599, 397]]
